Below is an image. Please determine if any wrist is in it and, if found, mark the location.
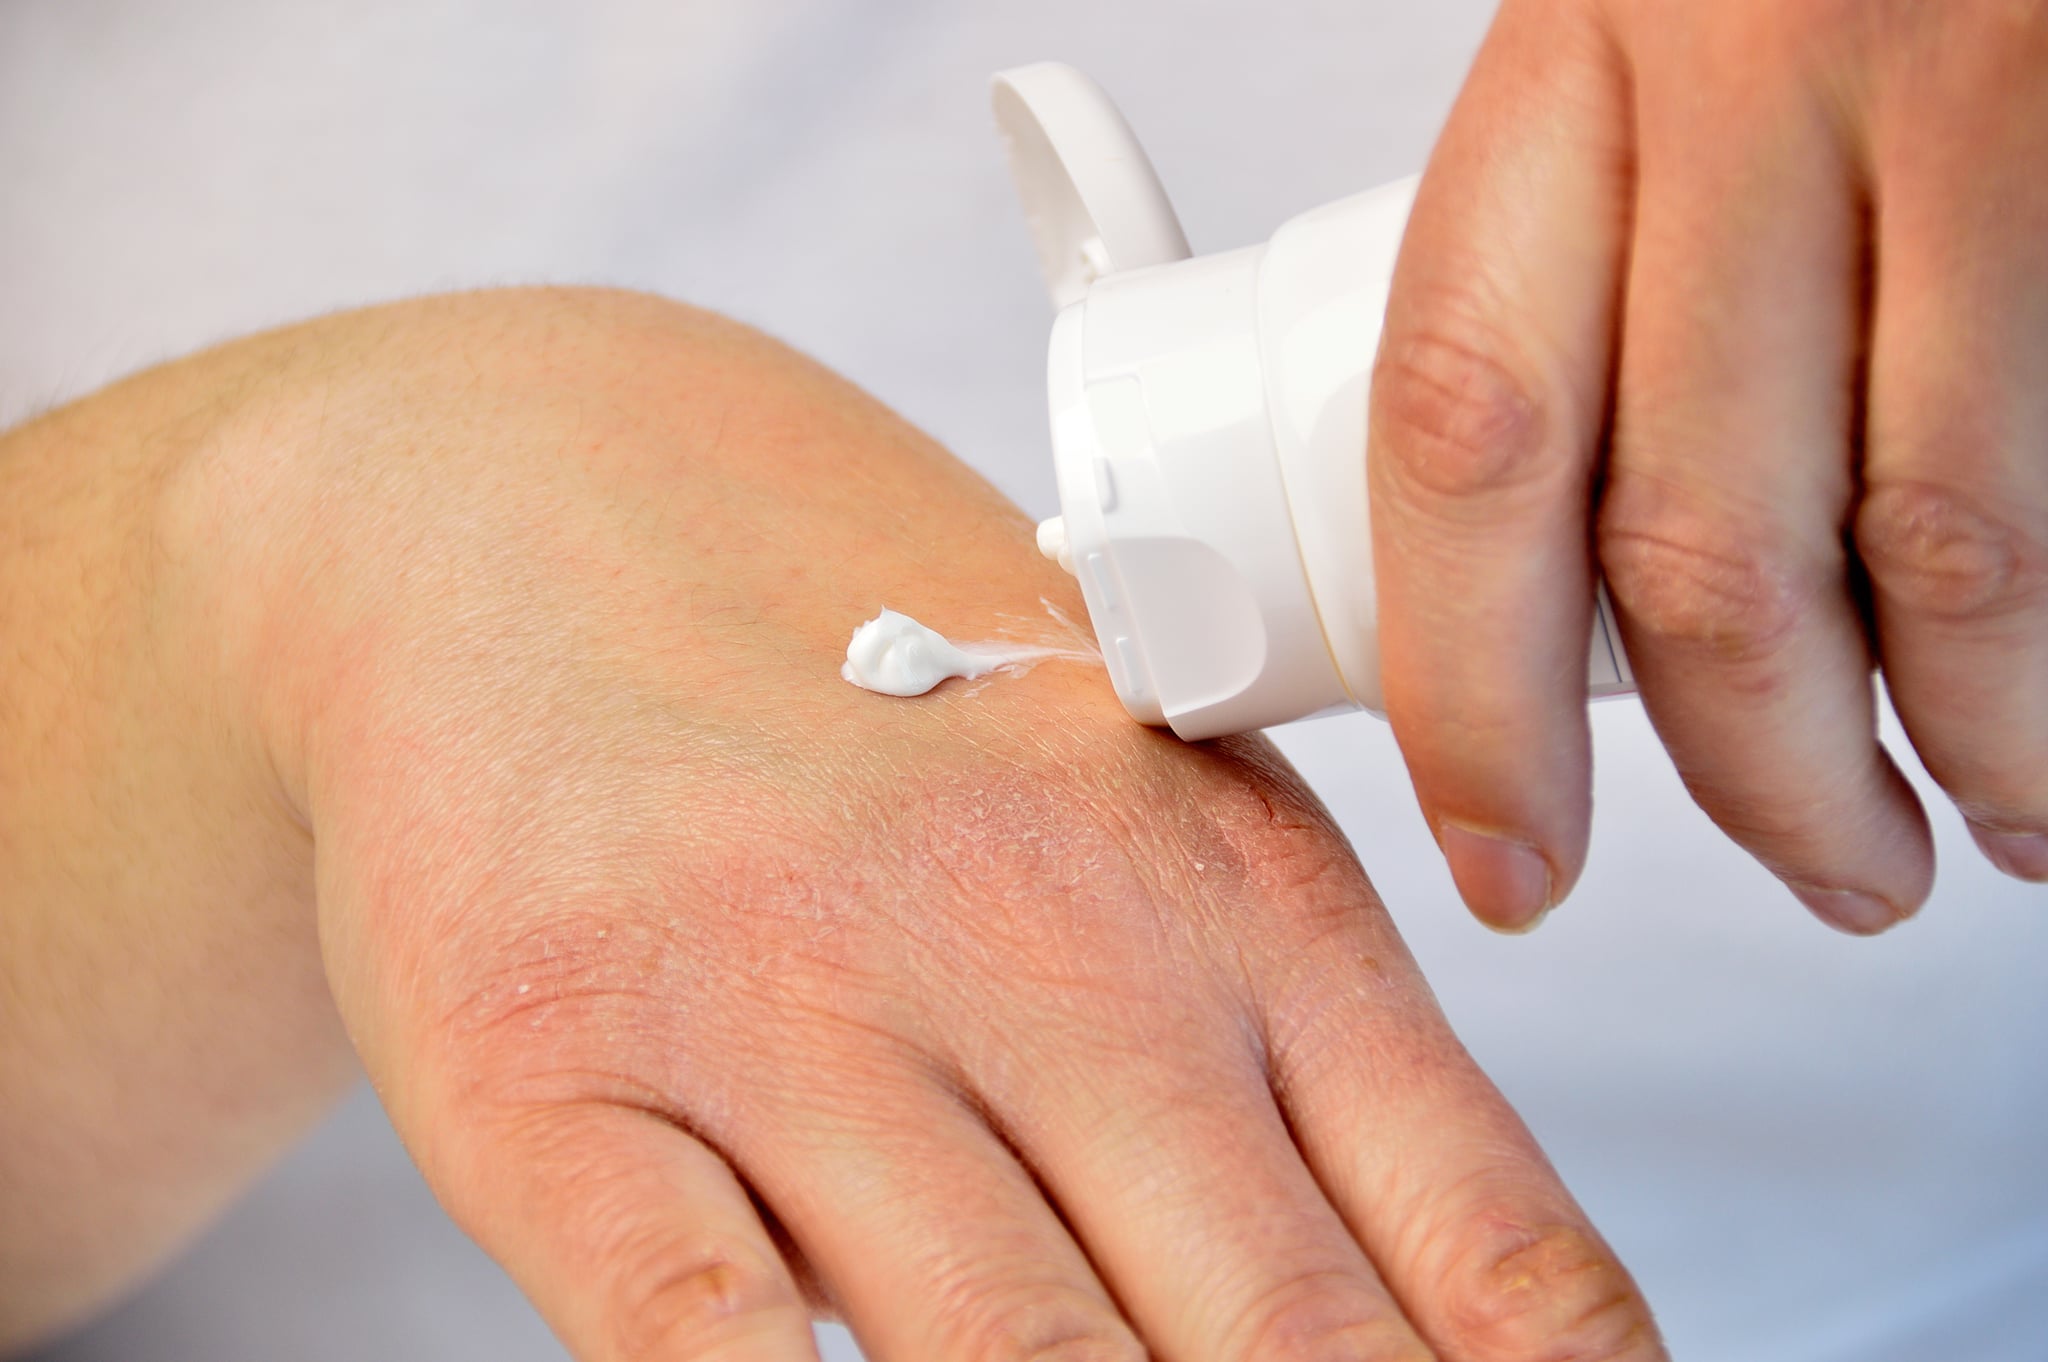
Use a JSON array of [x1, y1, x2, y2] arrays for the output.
[[0, 346, 355, 1346]]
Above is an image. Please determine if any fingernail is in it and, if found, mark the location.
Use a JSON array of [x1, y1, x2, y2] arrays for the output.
[[1968, 823, 2048, 882], [1790, 884, 1902, 936], [1438, 821, 1553, 931]]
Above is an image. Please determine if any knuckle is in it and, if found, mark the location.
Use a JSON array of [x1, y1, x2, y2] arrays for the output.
[[1938, 770, 2048, 838], [1856, 479, 2047, 622], [1679, 779, 1828, 865], [933, 1280, 1143, 1362], [1599, 502, 1811, 663], [1436, 1220, 1659, 1361], [1372, 310, 1559, 504], [421, 917, 703, 1111], [1229, 1269, 1434, 1362], [609, 1237, 797, 1360], [1195, 738, 1358, 897]]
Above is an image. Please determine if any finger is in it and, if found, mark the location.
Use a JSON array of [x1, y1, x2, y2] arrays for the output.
[[1859, 36, 2048, 882], [1254, 878, 1665, 1360], [1595, 14, 1931, 931], [436, 1100, 821, 1362], [987, 991, 1437, 1362], [1367, 0, 1634, 930], [725, 1065, 1143, 1362]]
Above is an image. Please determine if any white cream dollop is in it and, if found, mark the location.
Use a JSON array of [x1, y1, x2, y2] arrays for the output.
[[841, 608, 1002, 697], [842, 604, 1104, 699]]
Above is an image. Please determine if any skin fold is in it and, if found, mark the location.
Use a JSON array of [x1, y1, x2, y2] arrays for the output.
[[1, 290, 1662, 1361]]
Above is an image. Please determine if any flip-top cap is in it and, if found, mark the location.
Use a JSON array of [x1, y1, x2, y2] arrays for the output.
[[995, 62, 1352, 739], [991, 63, 1191, 308]]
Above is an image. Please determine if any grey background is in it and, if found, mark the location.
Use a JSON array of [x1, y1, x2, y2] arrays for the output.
[[6, 2, 2045, 1358]]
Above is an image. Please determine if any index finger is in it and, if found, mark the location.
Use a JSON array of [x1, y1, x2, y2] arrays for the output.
[[1368, 0, 1632, 930]]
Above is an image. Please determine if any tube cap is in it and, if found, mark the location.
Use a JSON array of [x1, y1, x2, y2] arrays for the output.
[[991, 63, 1191, 308], [997, 63, 1351, 739]]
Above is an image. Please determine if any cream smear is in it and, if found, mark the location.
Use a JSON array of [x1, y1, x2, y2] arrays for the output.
[[841, 606, 1096, 697]]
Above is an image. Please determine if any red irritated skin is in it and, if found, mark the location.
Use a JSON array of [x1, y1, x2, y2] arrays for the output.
[[1370, 0, 2048, 933], [0, 289, 1662, 1362]]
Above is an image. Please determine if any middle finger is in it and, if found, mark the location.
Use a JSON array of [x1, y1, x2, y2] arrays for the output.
[[1597, 13, 1931, 930]]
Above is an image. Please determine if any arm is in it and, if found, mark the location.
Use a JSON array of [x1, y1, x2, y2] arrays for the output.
[[2, 288, 1663, 1360], [0, 351, 357, 1336]]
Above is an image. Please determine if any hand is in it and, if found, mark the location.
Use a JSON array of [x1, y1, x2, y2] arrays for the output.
[[1368, 0, 2048, 932], [186, 291, 1657, 1360]]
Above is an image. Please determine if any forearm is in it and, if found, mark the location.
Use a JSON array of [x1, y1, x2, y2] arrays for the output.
[[0, 357, 355, 1351]]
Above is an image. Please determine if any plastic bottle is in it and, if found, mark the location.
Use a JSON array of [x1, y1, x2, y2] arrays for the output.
[[993, 62, 1634, 741]]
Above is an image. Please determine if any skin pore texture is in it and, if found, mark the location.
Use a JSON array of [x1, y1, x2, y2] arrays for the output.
[[0, 289, 1663, 1362]]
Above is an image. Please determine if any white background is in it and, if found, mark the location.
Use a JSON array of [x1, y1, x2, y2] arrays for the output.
[[5, 2, 2044, 1358]]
